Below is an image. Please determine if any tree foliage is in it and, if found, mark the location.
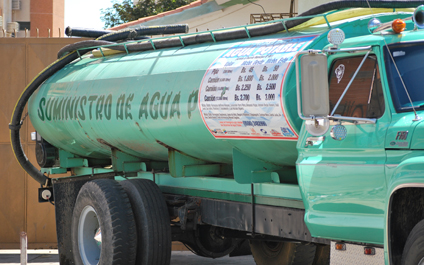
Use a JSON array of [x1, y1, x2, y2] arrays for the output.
[[101, 0, 195, 29]]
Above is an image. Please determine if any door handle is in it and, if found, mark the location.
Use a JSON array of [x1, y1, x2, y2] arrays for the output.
[[305, 136, 325, 147]]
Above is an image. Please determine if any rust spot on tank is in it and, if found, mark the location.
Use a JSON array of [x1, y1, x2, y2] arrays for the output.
[[77, 119, 94, 142], [97, 138, 124, 153], [156, 140, 193, 158], [156, 140, 175, 151], [135, 122, 149, 138], [97, 138, 114, 148], [77, 120, 84, 128]]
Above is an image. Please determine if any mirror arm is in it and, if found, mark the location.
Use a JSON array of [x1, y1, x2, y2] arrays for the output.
[[328, 115, 376, 124], [296, 49, 323, 120], [330, 50, 371, 116]]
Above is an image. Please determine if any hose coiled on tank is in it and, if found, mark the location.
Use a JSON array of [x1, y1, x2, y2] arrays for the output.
[[65, 24, 188, 40], [9, 0, 424, 185]]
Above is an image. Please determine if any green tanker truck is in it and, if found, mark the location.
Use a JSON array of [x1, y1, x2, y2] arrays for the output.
[[10, 1, 424, 264]]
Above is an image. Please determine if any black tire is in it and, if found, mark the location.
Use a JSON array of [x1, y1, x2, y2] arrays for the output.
[[120, 179, 172, 265], [250, 240, 316, 265], [71, 179, 137, 265], [401, 219, 424, 265], [184, 225, 238, 258], [312, 244, 330, 265]]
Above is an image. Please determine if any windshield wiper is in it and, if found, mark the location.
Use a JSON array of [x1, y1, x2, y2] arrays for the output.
[[400, 103, 424, 111]]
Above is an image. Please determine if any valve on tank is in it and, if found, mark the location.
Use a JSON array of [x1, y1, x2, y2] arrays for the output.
[[31, 132, 58, 168]]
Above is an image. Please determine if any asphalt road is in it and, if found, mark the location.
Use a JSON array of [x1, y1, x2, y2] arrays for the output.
[[0, 250, 256, 265]]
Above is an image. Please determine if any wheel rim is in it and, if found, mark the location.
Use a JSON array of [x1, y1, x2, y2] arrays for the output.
[[78, 205, 101, 265]]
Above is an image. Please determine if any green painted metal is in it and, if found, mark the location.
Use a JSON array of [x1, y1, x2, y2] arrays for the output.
[[296, 20, 424, 247], [297, 46, 389, 245], [169, 150, 221, 177], [59, 150, 88, 168], [111, 149, 146, 173], [28, 13, 406, 170], [41, 167, 67, 175], [30, 34, 311, 167], [233, 148, 283, 184], [73, 167, 114, 176], [134, 171, 305, 208]]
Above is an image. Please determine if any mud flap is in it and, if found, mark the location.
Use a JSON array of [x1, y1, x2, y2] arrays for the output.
[[52, 174, 114, 265]]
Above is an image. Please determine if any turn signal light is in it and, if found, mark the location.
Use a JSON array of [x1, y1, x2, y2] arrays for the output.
[[392, 19, 406, 33], [364, 247, 376, 255], [335, 243, 346, 251]]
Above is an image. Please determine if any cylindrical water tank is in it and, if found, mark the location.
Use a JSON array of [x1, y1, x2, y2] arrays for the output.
[[28, 32, 323, 166]]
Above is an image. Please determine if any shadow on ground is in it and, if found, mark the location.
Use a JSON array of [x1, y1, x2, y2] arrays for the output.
[[0, 254, 58, 263], [0, 251, 256, 265]]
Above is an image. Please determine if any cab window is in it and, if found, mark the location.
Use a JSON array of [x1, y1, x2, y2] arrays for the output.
[[329, 55, 385, 119]]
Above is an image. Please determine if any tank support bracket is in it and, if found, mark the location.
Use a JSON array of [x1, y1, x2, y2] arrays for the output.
[[111, 149, 146, 174], [233, 149, 282, 184], [59, 150, 88, 168], [168, 150, 228, 177]]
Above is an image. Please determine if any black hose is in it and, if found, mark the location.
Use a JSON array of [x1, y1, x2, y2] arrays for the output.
[[65, 24, 189, 41], [10, 53, 79, 185], [10, 41, 112, 185], [133, 24, 189, 35], [57, 40, 115, 58], [65, 27, 114, 38]]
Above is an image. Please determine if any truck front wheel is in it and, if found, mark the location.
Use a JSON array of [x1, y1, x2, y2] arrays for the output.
[[250, 240, 316, 265], [71, 179, 137, 265], [401, 219, 424, 265]]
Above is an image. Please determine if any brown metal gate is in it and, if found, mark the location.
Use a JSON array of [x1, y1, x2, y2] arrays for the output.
[[0, 38, 82, 249]]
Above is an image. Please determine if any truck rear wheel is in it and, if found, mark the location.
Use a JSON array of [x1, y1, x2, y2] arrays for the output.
[[184, 225, 238, 258], [250, 240, 316, 265], [71, 179, 137, 265], [120, 179, 172, 265], [312, 244, 330, 265], [401, 219, 424, 265]]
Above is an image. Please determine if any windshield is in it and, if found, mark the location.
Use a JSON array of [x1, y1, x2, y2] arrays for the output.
[[385, 42, 424, 112]]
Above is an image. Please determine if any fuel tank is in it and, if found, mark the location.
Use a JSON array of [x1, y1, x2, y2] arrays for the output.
[[28, 32, 325, 166]]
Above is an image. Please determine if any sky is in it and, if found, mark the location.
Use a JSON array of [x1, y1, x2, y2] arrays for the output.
[[64, 0, 115, 30]]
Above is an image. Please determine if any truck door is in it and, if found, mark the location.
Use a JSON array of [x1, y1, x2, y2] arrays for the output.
[[297, 49, 389, 245]]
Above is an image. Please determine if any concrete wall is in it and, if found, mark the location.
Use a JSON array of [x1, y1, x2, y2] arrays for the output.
[[13, 0, 30, 24], [0, 37, 81, 249]]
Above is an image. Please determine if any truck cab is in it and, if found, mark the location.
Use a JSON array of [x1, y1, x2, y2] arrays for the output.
[[297, 17, 424, 264]]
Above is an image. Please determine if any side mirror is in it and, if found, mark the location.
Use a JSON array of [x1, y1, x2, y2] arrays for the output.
[[295, 51, 330, 136], [300, 53, 329, 117]]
